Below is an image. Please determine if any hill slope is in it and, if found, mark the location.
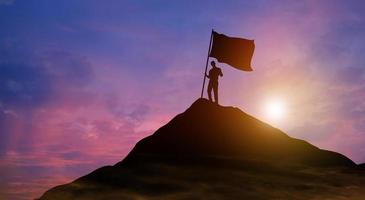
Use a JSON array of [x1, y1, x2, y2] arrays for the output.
[[39, 99, 364, 200], [121, 98, 355, 167]]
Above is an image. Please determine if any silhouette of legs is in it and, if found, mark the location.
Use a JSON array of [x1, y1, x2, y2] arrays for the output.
[[207, 81, 218, 104], [207, 81, 213, 102], [213, 84, 218, 104]]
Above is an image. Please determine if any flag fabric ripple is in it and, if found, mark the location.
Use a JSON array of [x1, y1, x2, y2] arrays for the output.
[[209, 31, 255, 71]]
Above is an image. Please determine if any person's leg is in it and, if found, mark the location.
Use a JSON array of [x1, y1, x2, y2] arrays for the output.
[[213, 83, 218, 104], [207, 82, 213, 102]]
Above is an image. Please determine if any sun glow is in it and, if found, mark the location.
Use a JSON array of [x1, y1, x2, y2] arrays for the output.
[[264, 98, 286, 121]]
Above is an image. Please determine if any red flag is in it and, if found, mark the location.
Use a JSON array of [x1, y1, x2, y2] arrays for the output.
[[209, 31, 255, 71]]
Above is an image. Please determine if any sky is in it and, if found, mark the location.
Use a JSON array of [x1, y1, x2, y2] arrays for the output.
[[1, 0, 365, 199]]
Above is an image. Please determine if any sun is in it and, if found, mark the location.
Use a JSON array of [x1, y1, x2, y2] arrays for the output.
[[264, 98, 286, 121]]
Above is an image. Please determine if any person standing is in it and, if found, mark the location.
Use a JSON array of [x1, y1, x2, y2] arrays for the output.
[[206, 61, 223, 104]]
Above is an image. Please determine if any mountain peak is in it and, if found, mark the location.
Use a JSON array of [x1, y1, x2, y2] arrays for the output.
[[187, 98, 239, 113], [188, 97, 222, 110], [120, 99, 355, 167]]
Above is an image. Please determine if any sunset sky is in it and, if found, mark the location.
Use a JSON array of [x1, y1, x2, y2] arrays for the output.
[[1, 0, 365, 199]]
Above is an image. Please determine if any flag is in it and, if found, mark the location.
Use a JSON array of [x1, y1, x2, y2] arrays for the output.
[[209, 31, 255, 71]]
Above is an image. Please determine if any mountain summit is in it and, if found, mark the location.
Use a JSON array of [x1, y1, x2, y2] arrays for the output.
[[39, 99, 364, 200], [121, 98, 354, 167]]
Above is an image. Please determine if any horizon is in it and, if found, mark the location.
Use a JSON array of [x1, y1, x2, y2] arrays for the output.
[[1, 0, 365, 199]]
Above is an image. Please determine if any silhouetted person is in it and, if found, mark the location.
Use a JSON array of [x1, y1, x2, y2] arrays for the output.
[[206, 61, 223, 104]]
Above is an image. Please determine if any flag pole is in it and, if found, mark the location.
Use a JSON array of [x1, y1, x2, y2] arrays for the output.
[[200, 29, 214, 98]]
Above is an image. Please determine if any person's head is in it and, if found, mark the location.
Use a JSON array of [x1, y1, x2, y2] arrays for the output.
[[211, 61, 216, 68]]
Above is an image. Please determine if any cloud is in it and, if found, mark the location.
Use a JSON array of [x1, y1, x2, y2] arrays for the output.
[[0, 62, 52, 109], [0, 45, 94, 110]]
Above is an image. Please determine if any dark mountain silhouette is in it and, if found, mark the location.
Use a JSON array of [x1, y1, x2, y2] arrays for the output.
[[39, 99, 365, 200], [359, 163, 365, 169]]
